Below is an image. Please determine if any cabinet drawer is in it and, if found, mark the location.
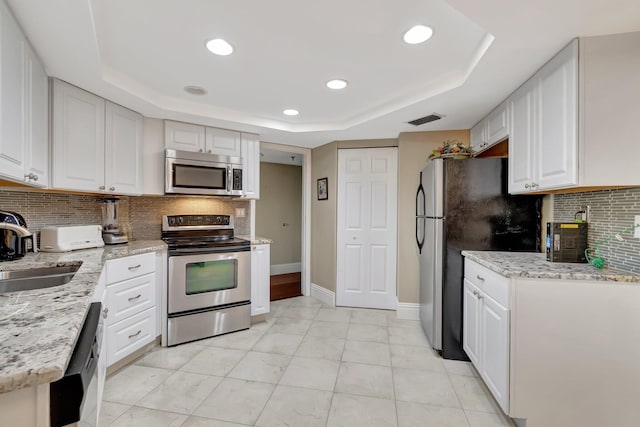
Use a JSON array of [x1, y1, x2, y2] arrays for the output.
[[106, 306, 156, 367], [464, 259, 509, 307], [105, 252, 155, 284], [105, 273, 155, 326]]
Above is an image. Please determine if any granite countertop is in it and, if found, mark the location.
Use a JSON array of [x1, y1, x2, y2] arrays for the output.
[[237, 235, 272, 245], [462, 251, 640, 283], [0, 240, 166, 394]]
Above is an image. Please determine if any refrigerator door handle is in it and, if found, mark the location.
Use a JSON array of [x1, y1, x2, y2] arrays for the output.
[[416, 172, 425, 216], [416, 217, 425, 254]]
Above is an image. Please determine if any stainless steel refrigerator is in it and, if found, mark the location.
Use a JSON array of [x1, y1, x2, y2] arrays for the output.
[[416, 157, 541, 360]]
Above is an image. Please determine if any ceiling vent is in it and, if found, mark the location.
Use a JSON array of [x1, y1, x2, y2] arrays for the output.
[[408, 113, 444, 126]]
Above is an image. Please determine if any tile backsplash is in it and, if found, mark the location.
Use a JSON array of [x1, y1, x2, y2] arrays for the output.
[[0, 189, 250, 243], [553, 187, 640, 274]]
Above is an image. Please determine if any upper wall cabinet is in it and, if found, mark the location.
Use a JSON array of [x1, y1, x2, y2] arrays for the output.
[[508, 32, 640, 194], [52, 79, 143, 195], [240, 132, 260, 199], [0, 1, 48, 187], [165, 120, 241, 157], [471, 101, 509, 155]]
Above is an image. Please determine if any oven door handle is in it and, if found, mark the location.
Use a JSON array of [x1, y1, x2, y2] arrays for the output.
[[168, 246, 251, 256]]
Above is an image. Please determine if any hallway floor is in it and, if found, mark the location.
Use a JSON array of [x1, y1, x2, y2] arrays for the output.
[[101, 296, 515, 427]]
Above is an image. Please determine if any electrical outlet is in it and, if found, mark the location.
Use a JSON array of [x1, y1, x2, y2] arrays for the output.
[[235, 208, 246, 218], [635, 215, 640, 238]]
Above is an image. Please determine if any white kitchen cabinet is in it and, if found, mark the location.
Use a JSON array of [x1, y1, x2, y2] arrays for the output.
[[104, 252, 157, 367], [205, 127, 241, 157], [470, 120, 487, 153], [508, 79, 536, 193], [25, 45, 48, 187], [164, 120, 206, 152], [462, 279, 481, 367], [241, 132, 260, 199], [470, 102, 509, 155], [0, 1, 48, 187], [251, 243, 270, 316], [52, 79, 143, 195], [486, 101, 509, 145], [164, 120, 241, 157], [0, 0, 25, 182], [509, 40, 577, 193], [52, 79, 105, 192], [105, 101, 143, 194], [463, 259, 510, 413]]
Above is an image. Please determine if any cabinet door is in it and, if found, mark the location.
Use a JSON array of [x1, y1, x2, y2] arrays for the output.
[[25, 46, 48, 187], [470, 120, 487, 153], [0, 3, 25, 181], [486, 101, 509, 145], [164, 120, 205, 152], [52, 79, 106, 192], [105, 102, 143, 195], [480, 294, 509, 413], [251, 244, 270, 316], [535, 39, 578, 191], [462, 279, 481, 367], [240, 133, 260, 199], [508, 79, 536, 194], [205, 127, 241, 157]]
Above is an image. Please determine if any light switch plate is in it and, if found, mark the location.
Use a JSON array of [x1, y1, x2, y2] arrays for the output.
[[635, 215, 640, 238], [235, 208, 246, 218]]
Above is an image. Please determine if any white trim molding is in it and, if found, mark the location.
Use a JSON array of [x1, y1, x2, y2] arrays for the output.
[[270, 263, 301, 276], [311, 283, 335, 307], [396, 300, 420, 320]]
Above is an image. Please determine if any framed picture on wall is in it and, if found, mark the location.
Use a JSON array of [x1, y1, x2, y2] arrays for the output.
[[317, 178, 328, 200]]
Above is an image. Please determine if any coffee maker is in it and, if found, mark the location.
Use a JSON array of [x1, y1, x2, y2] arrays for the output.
[[101, 198, 128, 245], [0, 210, 36, 260]]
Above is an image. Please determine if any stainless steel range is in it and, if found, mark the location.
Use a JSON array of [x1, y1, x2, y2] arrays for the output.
[[162, 214, 251, 346]]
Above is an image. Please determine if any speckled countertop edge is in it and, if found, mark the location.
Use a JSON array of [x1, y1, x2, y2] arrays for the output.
[[0, 240, 166, 394], [462, 251, 640, 282], [237, 235, 272, 245]]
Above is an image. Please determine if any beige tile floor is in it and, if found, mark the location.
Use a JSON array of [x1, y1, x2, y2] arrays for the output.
[[101, 296, 516, 427]]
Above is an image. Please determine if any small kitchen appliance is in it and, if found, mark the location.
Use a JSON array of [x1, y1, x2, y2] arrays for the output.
[[546, 222, 588, 263], [162, 214, 251, 346], [40, 225, 104, 252], [0, 210, 36, 260], [101, 198, 128, 245], [165, 149, 243, 197]]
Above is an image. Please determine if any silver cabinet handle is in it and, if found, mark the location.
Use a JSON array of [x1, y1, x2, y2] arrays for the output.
[[207, 149, 212, 153], [99, 185, 106, 190], [109, 186, 115, 191], [32, 174, 38, 181], [477, 294, 484, 300], [524, 183, 531, 189], [252, 246, 257, 250], [476, 275, 485, 281], [472, 290, 478, 296], [128, 330, 142, 339], [128, 294, 142, 302], [128, 264, 141, 270], [24, 173, 39, 181], [531, 182, 539, 188], [199, 148, 204, 152], [102, 307, 109, 319]]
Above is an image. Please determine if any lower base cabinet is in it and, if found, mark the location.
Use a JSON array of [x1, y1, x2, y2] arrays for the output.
[[251, 243, 270, 316], [463, 260, 510, 413]]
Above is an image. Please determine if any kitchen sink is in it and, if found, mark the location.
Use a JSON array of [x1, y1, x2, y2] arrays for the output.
[[0, 265, 81, 294]]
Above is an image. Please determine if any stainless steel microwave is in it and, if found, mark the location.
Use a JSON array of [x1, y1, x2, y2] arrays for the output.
[[165, 149, 243, 196]]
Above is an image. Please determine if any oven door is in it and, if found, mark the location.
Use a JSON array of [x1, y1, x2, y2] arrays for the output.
[[168, 249, 251, 314]]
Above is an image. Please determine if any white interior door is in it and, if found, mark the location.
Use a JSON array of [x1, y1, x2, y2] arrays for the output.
[[337, 147, 397, 310]]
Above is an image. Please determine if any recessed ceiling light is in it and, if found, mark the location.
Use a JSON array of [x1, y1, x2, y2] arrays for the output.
[[326, 79, 348, 90], [283, 109, 299, 116], [403, 25, 433, 44], [184, 85, 208, 95], [206, 38, 233, 56]]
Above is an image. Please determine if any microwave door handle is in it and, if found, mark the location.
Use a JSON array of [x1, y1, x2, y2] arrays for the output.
[[227, 166, 232, 192]]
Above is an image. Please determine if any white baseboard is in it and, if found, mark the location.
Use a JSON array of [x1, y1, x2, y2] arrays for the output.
[[270, 263, 301, 276], [311, 283, 335, 307], [396, 300, 420, 320]]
